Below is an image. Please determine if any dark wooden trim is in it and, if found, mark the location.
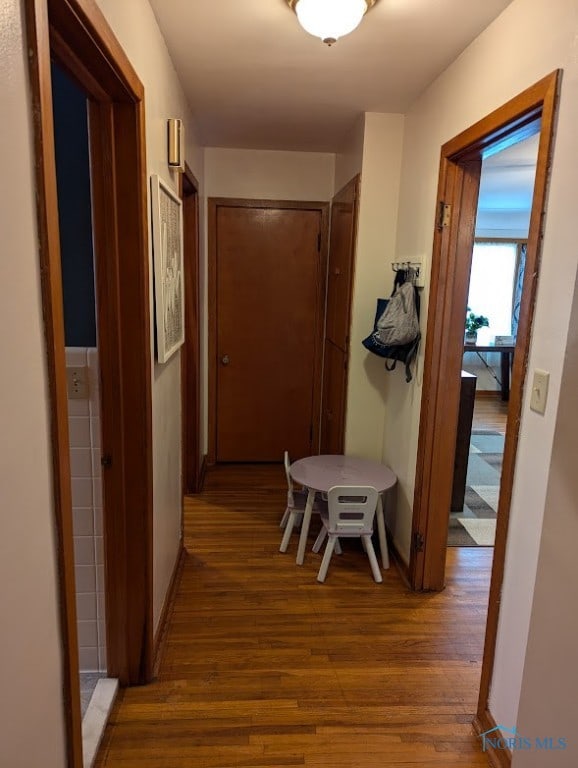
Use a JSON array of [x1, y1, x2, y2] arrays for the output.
[[207, 197, 329, 462], [153, 545, 186, 678], [25, 0, 154, 762], [181, 165, 202, 494], [23, 2, 83, 765], [408, 70, 560, 729], [477, 69, 560, 721], [473, 710, 512, 768], [198, 454, 208, 492]]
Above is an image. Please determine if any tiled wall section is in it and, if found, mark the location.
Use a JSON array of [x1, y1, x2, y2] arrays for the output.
[[66, 348, 106, 672]]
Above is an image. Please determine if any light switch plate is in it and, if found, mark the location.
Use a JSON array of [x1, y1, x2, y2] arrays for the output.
[[530, 369, 549, 415], [66, 366, 89, 400]]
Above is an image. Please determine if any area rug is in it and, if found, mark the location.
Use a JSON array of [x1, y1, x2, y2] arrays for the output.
[[448, 430, 504, 547]]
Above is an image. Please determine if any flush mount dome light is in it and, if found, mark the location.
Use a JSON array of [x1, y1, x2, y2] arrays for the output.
[[287, 0, 378, 46]]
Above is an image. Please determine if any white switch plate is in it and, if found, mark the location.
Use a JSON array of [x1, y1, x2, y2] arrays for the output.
[[66, 366, 89, 400], [530, 369, 550, 415]]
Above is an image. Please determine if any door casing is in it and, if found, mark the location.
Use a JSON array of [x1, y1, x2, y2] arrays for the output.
[[25, 0, 154, 764], [408, 71, 560, 738]]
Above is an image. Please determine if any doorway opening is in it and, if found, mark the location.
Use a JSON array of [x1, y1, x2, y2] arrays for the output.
[[408, 71, 560, 743], [448, 133, 539, 549]]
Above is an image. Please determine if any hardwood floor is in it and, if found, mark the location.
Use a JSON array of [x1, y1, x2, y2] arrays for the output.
[[473, 394, 508, 433], [95, 465, 492, 767]]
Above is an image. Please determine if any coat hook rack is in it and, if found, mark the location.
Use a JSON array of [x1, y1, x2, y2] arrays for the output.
[[392, 261, 421, 279]]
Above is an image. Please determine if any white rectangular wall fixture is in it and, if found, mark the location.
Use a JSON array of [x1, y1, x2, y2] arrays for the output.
[[530, 369, 550, 415]]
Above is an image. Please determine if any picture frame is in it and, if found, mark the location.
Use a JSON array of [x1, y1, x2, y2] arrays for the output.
[[150, 174, 185, 363]]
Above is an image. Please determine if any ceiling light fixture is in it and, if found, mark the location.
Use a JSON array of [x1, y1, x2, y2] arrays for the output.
[[287, 0, 378, 46]]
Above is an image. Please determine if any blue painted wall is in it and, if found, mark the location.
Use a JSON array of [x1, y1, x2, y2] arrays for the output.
[[51, 63, 96, 347]]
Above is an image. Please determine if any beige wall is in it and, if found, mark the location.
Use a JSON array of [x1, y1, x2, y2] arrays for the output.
[[94, 0, 205, 632], [0, 0, 67, 764], [383, 0, 578, 733], [514, 273, 578, 766], [345, 113, 405, 461], [204, 147, 335, 201], [334, 116, 365, 195]]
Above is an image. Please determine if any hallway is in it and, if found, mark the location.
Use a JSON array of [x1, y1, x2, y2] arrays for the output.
[[95, 465, 491, 767]]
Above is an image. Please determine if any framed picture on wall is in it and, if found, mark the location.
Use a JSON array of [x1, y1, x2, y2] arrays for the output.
[[150, 174, 185, 363]]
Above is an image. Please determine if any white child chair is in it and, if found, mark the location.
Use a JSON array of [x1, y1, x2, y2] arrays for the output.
[[279, 451, 341, 555], [313, 485, 382, 583]]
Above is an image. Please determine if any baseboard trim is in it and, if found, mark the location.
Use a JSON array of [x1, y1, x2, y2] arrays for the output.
[[198, 453, 208, 491], [388, 537, 411, 588], [153, 544, 186, 678], [473, 709, 512, 768]]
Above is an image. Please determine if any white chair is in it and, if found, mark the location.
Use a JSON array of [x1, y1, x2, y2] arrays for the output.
[[279, 451, 340, 554], [313, 486, 382, 583]]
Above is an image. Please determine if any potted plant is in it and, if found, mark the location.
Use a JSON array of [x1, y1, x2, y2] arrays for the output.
[[465, 307, 489, 344]]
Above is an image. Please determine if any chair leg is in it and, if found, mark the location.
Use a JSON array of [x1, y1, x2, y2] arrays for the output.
[[363, 535, 383, 583], [317, 536, 337, 583], [312, 526, 326, 553], [279, 510, 297, 552], [280, 507, 290, 528], [334, 537, 342, 555]]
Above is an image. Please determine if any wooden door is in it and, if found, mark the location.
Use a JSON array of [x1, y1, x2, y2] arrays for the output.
[[210, 199, 327, 462], [320, 176, 360, 454]]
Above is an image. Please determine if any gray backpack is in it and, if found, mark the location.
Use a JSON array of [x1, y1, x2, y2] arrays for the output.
[[374, 281, 419, 346]]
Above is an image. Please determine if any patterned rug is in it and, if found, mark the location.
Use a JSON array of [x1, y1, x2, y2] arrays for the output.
[[448, 430, 504, 547]]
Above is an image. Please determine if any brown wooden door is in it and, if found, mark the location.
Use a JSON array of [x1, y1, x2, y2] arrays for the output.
[[320, 176, 359, 454], [211, 200, 327, 462]]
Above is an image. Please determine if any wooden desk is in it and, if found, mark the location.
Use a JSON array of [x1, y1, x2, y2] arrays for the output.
[[463, 343, 515, 401], [451, 371, 476, 512]]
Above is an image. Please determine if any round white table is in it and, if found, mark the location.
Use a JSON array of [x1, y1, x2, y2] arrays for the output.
[[290, 454, 397, 568]]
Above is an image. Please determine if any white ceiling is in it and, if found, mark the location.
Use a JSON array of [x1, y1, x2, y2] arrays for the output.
[[148, 0, 514, 152]]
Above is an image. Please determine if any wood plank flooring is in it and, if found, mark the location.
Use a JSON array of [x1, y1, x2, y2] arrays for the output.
[[95, 465, 492, 768], [473, 395, 508, 433]]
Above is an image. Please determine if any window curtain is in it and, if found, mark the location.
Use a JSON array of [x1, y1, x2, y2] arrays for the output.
[[511, 243, 526, 338]]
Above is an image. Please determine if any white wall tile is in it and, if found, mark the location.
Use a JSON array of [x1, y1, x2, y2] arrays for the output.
[[68, 399, 90, 417], [96, 565, 105, 593], [73, 508, 94, 537], [65, 347, 87, 366], [97, 593, 105, 621], [76, 593, 97, 621], [70, 448, 92, 478], [75, 565, 96, 594], [69, 417, 91, 448], [77, 620, 98, 648], [91, 449, 101, 478], [78, 647, 99, 672], [74, 536, 95, 566], [90, 418, 101, 449], [71, 478, 93, 508], [98, 645, 107, 673], [93, 507, 103, 537], [95, 536, 104, 565], [92, 478, 102, 507]]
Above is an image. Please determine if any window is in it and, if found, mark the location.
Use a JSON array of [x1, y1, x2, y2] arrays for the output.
[[467, 241, 519, 343]]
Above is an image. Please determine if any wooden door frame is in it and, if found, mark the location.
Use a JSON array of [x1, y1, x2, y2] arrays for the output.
[[207, 197, 329, 464], [322, 174, 360, 453], [25, 0, 154, 765], [408, 71, 560, 737], [181, 165, 203, 494]]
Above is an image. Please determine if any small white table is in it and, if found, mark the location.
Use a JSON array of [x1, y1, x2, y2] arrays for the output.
[[290, 455, 397, 568]]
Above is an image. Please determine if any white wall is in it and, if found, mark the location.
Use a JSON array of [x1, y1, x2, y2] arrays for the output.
[[0, 0, 67, 764], [514, 272, 578, 766], [384, 0, 578, 734], [334, 116, 365, 195], [204, 147, 335, 201], [94, 0, 204, 632], [345, 113, 405, 460]]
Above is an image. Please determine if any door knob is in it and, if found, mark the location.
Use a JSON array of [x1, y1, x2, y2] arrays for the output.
[[221, 355, 230, 366]]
